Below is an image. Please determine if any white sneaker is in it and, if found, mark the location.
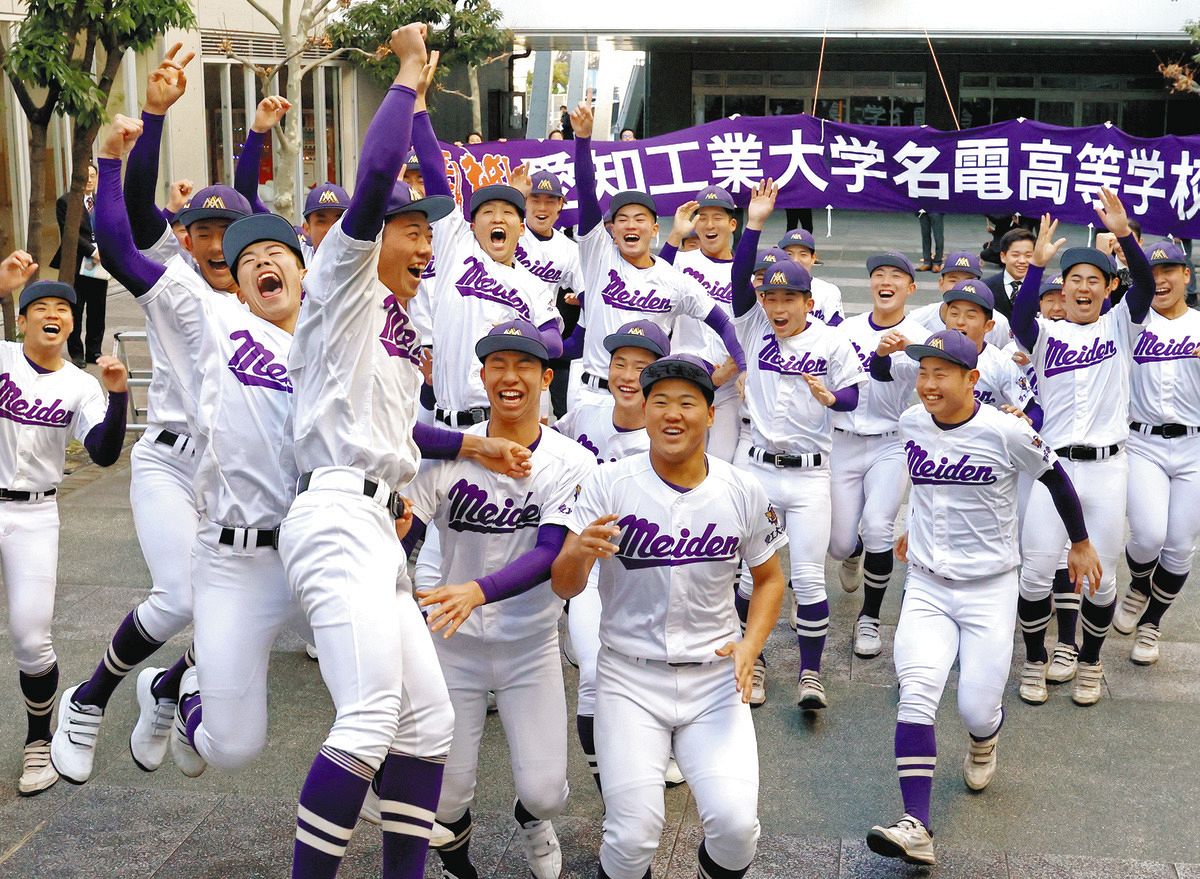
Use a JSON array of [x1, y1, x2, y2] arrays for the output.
[[867, 815, 935, 865], [304, 642, 319, 661], [130, 667, 174, 772], [1018, 660, 1048, 705], [170, 667, 206, 777], [854, 616, 882, 658], [664, 754, 685, 787], [839, 555, 863, 593], [797, 671, 827, 710], [1045, 643, 1078, 683], [514, 802, 562, 879], [1131, 624, 1161, 666], [1113, 588, 1149, 635], [749, 655, 767, 708], [19, 740, 58, 796], [1071, 660, 1104, 706], [963, 733, 998, 791], [50, 683, 103, 784]]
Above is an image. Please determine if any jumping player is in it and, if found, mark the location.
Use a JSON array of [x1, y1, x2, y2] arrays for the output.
[[777, 228, 844, 325]]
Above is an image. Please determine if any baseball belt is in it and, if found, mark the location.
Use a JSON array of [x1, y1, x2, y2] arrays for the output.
[[218, 526, 279, 550], [581, 371, 610, 391], [0, 488, 56, 502], [1130, 421, 1200, 439], [749, 447, 823, 469], [1053, 443, 1121, 461], [297, 468, 406, 519], [435, 405, 490, 428], [153, 428, 193, 452]]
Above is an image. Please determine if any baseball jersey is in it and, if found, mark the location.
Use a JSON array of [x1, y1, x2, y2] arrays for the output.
[[735, 309, 866, 456], [288, 219, 422, 493], [975, 342, 1034, 410], [810, 276, 845, 326], [515, 227, 585, 301], [900, 402, 1058, 580], [406, 423, 596, 642], [139, 255, 295, 528], [833, 313, 930, 435], [1130, 308, 1200, 426], [568, 453, 787, 664], [1021, 299, 1145, 448], [577, 224, 718, 377], [909, 299, 1012, 349], [666, 249, 733, 368], [0, 342, 108, 491], [555, 397, 650, 463], [429, 213, 560, 411]]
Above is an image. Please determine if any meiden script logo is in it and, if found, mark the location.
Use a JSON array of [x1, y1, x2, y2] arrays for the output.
[[682, 266, 732, 304], [1043, 336, 1117, 377], [1133, 330, 1197, 364], [379, 295, 422, 365], [515, 244, 565, 285], [454, 256, 531, 319], [446, 478, 541, 534], [905, 440, 996, 485], [0, 373, 73, 427], [600, 270, 672, 313], [615, 515, 740, 569], [758, 334, 828, 376], [227, 330, 293, 392]]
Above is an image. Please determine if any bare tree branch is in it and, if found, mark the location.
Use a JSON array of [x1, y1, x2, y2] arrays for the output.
[[300, 46, 372, 76], [243, 0, 283, 32], [223, 43, 276, 84], [440, 87, 471, 101]]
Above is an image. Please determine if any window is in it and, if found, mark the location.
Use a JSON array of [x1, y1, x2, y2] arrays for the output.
[[1037, 101, 1075, 126], [1080, 100, 1119, 127], [992, 97, 1035, 122], [958, 98, 991, 128], [768, 97, 806, 116]]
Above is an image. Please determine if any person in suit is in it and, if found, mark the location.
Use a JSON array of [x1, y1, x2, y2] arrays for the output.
[[51, 163, 108, 366], [984, 228, 1036, 321]]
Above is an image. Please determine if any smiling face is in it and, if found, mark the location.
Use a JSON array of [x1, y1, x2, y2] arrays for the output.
[[233, 240, 305, 330], [869, 266, 915, 319], [943, 300, 993, 349], [916, 359, 978, 421], [759, 288, 811, 338], [380, 211, 434, 302], [939, 270, 975, 292], [482, 350, 551, 426], [1062, 263, 1115, 325], [18, 297, 74, 356], [402, 168, 425, 196], [526, 193, 563, 237], [693, 207, 736, 258], [607, 346, 658, 413], [1039, 290, 1067, 321], [302, 208, 344, 252], [610, 205, 658, 265], [470, 200, 524, 264], [784, 244, 815, 270], [645, 378, 713, 465], [1001, 239, 1035, 281], [1151, 264, 1191, 316], [184, 218, 237, 293]]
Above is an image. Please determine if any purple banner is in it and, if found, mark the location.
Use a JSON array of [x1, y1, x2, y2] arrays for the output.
[[436, 114, 1200, 237]]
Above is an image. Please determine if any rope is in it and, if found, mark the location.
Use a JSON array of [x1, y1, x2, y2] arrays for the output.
[[812, 0, 831, 112], [924, 28, 960, 131]]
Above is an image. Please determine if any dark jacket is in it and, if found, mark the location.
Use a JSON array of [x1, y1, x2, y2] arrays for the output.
[[985, 271, 1015, 320], [50, 193, 97, 274]]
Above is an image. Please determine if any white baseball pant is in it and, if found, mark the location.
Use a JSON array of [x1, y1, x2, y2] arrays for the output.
[[569, 571, 603, 717], [1, 498, 59, 675], [829, 431, 908, 559], [894, 565, 1016, 738], [595, 648, 760, 879], [389, 581, 455, 759], [706, 385, 741, 463], [433, 626, 569, 822], [1126, 433, 1200, 575]]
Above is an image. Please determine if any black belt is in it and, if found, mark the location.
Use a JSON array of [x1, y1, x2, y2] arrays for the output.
[[749, 447, 822, 469], [834, 427, 898, 438], [297, 471, 405, 519], [434, 406, 490, 428], [581, 371, 610, 391], [153, 428, 192, 450], [0, 488, 55, 501], [218, 526, 279, 549], [1131, 421, 1200, 439], [1054, 444, 1121, 461]]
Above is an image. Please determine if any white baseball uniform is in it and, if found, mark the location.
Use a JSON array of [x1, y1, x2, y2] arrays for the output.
[[405, 422, 595, 822], [809, 276, 845, 327], [515, 227, 585, 304], [908, 299, 1012, 349], [974, 342, 1035, 411], [567, 453, 787, 879]]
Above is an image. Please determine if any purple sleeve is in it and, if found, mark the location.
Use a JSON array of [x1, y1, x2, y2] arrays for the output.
[[826, 311, 844, 327], [234, 129, 270, 215], [703, 306, 746, 371], [574, 136, 601, 235], [829, 384, 859, 412], [869, 353, 894, 382], [561, 323, 584, 360], [96, 159, 166, 296], [475, 524, 568, 602], [402, 514, 428, 556], [731, 228, 760, 317], [1011, 263, 1043, 352], [1038, 460, 1088, 543], [1024, 399, 1044, 432], [659, 242, 678, 264], [413, 422, 464, 459], [412, 111, 453, 200], [1118, 232, 1154, 324], [124, 113, 169, 250], [342, 85, 418, 242], [83, 392, 127, 466], [538, 319, 564, 359]]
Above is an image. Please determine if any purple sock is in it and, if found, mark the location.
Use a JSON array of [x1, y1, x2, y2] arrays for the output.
[[576, 714, 601, 792], [1141, 566, 1187, 628], [378, 753, 446, 879], [151, 644, 195, 701], [1079, 597, 1114, 665], [794, 599, 829, 674], [894, 721, 936, 828], [860, 550, 893, 618], [1126, 550, 1156, 598], [20, 663, 58, 744], [1017, 595, 1051, 663], [180, 690, 203, 748], [292, 746, 373, 878], [1051, 568, 1079, 648], [74, 610, 165, 709]]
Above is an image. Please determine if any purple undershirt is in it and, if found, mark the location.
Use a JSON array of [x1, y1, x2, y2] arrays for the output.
[[412, 111, 454, 202], [731, 229, 761, 318], [83, 391, 128, 466], [413, 422, 464, 459], [829, 384, 859, 412], [96, 159, 166, 296], [561, 324, 585, 360], [702, 307, 745, 370], [659, 242, 677, 264], [574, 136, 601, 235], [124, 113, 169, 250], [870, 354, 894, 381], [343, 86, 418, 242], [233, 129, 270, 215], [476, 524, 567, 602]]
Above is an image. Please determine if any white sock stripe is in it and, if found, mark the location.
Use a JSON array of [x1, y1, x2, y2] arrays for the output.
[[1054, 595, 1082, 609], [381, 819, 434, 838], [297, 804, 356, 841], [23, 694, 55, 710], [1019, 614, 1052, 632], [378, 801, 436, 824], [1150, 585, 1178, 603], [294, 826, 348, 858], [103, 652, 136, 676], [895, 756, 937, 767], [897, 768, 936, 778], [1081, 619, 1109, 637], [320, 746, 375, 782]]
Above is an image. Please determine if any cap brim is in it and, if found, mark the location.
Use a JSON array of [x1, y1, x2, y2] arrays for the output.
[[177, 207, 247, 227], [760, 282, 811, 293], [639, 364, 716, 403], [942, 292, 993, 313], [303, 203, 348, 218], [868, 260, 914, 278], [475, 335, 550, 363], [905, 344, 973, 368], [388, 194, 456, 223], [604, 333, 667, 358]]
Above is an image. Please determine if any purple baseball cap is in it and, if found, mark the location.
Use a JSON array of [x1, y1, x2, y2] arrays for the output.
[[475, 318, 550, 363], [1144, 240, 1189, 267], [942, 279, 994, 314], [303, 182, 350, 218], [604, 319, 670, 358], [403, 151, 421, 173], [906, 329, 978, 370], [529, 170, 565, 199], [778, 228, 816, 252], [1059, 246, 1115, 280], [694, 185, 736, 212], [385, 182, 455, 222], [639, 354, 715, 404], [754, 247, 791, 274], [867, 251, 916, 279], [1039, 273, 1065, 297], [759, 259, 813, 293], [176, 185, 252, 228], [940, 251, 982, 278]]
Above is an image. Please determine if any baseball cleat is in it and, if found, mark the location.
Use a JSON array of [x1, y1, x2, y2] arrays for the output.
[[514, 801, 562, 879], [796, 671, 827, 710], [664, 754, 685, 787], [1113, 588, 1149, 635], [839, 555, 863, 594], [867, 814, 935, 865], [1018, 660, 1048, 705], [1131, 624, 1161, 666], [854, 615, 882, 658], [1046, 643, 1078, 683], [963, 733, 998, 791], [1071, 661, 1105, 706], [130, 667, 174, 772], [50, 683, 103, 784], [18, 740, 58, 796], [749, 654, 767, 707], [171, 667, 207, 777]]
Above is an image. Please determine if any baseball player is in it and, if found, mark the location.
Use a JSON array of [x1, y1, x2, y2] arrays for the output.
[[730, 181, 867, 709], [867, 329, 1099, 866], [0, 261, 128, 796], [777, 228, 844, 326], [565, 101, 745, 411], [1111, 240, 1200, 666], [555, 320, 667, 789], [829, 252, 929, 658], [656, 185, 744, 461], [552, 353, 787, 879], [1012, 188, 1154, 707], [907, 251, 1012, 349]]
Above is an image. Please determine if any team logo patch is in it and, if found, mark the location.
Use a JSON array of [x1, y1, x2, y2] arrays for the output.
[[503, 326, 525, 336], [769, 270, 788, 285], [955, 256, 970, 267], [765, 506, 779, 527], [537, 178, 555, 191], [318, 190, 340, 204], [763, 254, 777, 263], [704, 192, 719, 199], [628, 326, 645, 335], [1152, 248, 1168, 260], [929, 337, 945, 350], [202, 195, 226, 210], [963, 283, 977, 294]]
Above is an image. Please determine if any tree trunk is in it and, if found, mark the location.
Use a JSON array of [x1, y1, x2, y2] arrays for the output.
[[468, 65, 483, 135], [25, 119, 49, 268], [269, 58, 305, 220], [59, 119, 103, 288]]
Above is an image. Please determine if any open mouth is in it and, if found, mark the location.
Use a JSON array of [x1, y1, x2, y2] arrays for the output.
[[497, 389, 523, 404], [921, 392, 943, 404], [257, 271, 283, 296], [490, 228, 507, 245], [43, 324, 61, 337], [771, 316, 789, 328], [622, 234, 640, 246], [703, 231, 719, 242], [407, 265, 424, 280], [662, 425, 684, 437], [877, 289, 895, 300], [208, 259, 229, 273], [615, 382, 639, 396], [1074, 295, 1093, 307], [534, 213, 549, 223], [1154, 287, 1171, 296]]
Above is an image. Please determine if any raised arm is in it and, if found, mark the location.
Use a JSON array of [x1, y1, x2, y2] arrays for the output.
[[570, 102, 600, 235], [1013, 213, 1065, 352], [95, 117, 167, 296], [235, 97, 291, 215], [1093, 188, 1153, 323], [702, 308, 745, 370], [733, 179, 777, 318], [410, 52, 453, 200]]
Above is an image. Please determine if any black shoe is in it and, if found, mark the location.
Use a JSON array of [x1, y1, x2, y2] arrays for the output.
[[71, 355, 86, 368], [85, 353, 101, 364]]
